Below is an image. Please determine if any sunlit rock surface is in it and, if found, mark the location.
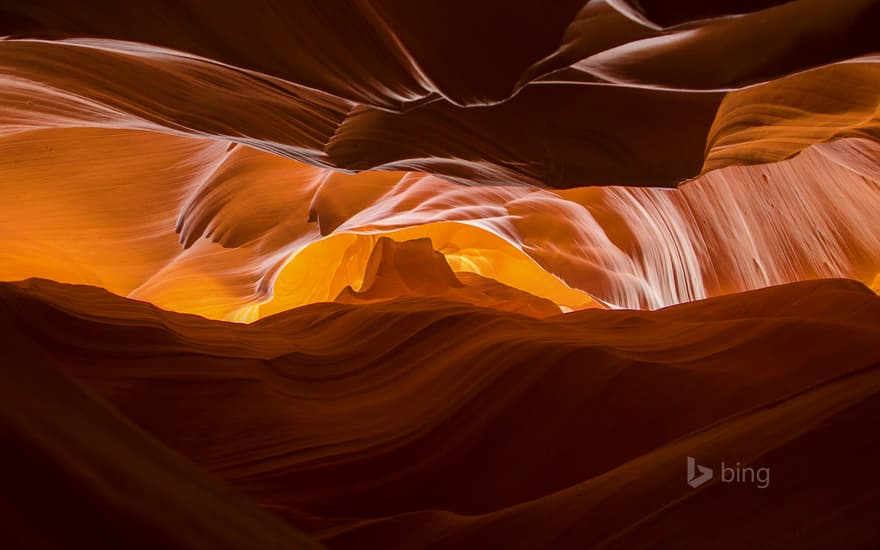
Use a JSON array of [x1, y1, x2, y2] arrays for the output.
[[1, 2, 879, 548], [1, 129, 878, 318]]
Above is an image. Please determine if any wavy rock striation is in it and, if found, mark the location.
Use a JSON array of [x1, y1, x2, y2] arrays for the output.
[[1, 278, 879, 548], [2, 128, 878, 318], [2, 3, 880, 547], [0, 1, 877, 187]]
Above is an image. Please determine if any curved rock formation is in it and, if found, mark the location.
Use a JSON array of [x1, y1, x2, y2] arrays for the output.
[[0, 1, 876, 187], [2, 128, 878, 318], [333, 236, 563, 317], [1, 3, 879, 547], [0, 286, 323, 549], [2, 278, 879, 548]]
